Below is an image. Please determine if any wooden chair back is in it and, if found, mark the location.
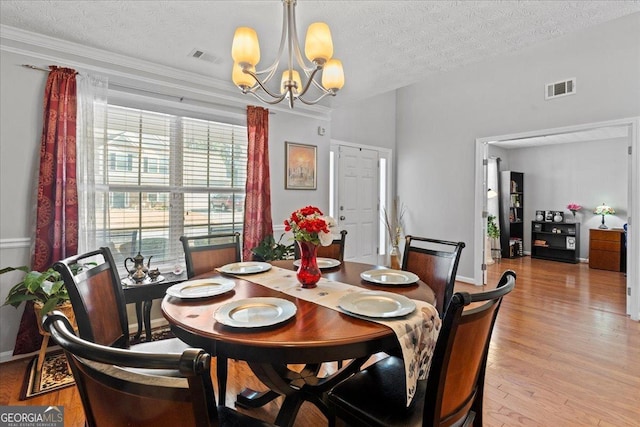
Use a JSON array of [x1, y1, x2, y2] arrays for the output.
[[180, 233, 241, 279], [294, 230, 348, 261], [326, 270, 515, 427], [43, 311, 216, 427], [424, 270, 516, 426], [401, 235, 465, 316], [53, 247, 130, 348]]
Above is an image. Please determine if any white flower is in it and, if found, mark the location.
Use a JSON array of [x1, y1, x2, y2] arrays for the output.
[[318, 216, 337, 246]]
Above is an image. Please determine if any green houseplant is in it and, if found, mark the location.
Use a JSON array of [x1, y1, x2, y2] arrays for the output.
[[487, 215, 500, 239], [251, 234, 295, 261], [2, 266, 70, 315]]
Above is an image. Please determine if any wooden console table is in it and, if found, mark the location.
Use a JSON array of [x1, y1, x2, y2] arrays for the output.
[[589, 228, 626, 272]]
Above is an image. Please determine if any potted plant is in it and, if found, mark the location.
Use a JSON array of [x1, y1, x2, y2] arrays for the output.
[[1, 266, 76, 334], [251, 233, 295, 261], [486, 215, 500, 264]]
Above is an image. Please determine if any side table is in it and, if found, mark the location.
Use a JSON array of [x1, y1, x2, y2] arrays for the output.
[[122, 270, 187, 341]]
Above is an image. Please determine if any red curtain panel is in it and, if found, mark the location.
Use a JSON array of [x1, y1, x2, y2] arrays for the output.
[[242, 106, 273, 261], [14, 67, 78, 355]]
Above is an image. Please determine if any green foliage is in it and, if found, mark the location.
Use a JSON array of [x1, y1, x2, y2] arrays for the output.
[[1, 266, 69, 315], [251, 234, 294, 261], [487, 215, 500, 239]]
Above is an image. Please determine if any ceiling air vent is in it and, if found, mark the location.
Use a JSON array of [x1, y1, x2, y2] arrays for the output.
[[545, 78, 576, 100], [188, 48, 223, 65]]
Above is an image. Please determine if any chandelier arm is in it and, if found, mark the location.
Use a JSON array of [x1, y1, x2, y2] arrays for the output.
[[294, 66, 326, 99], [288, 1, 316, 73], [297, 89, 336, 106], [247, 89, 288, 105], [243, 68, 288, 100]]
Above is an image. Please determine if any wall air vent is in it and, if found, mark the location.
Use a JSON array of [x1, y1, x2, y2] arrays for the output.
[[545, 78, 576, 100]]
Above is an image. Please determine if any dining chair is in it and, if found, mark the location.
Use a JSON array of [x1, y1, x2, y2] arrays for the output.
[[327, 270, 516, 427], [179, 232, 241, 405], [180, 232, 241, 279], [294, 230, 348, 261], [53, 247, 187, 351], [43, 311, 275, 427], [401, 235, 465, 316]]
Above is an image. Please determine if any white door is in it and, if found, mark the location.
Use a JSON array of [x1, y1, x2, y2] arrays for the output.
[[337, 145, 379, 263]]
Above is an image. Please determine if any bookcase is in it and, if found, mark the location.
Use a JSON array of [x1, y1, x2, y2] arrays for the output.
[[531, 221, 580, 263], [499, 171, 524, 258]]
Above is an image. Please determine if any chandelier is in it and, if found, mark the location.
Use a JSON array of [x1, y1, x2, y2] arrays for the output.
[[231, 0, 344, 109]]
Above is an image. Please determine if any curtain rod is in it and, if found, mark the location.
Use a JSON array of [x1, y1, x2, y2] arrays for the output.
[[22, 64, 49, 72]]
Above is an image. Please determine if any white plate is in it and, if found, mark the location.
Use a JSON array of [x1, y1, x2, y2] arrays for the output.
[[218, 262, 272, 275], [166, 278, 235, 299], [122, 275, 165, 286], [214, 297, 297, 328], [293, 257, 341, 269], [338, 291, 416, 318], [360, 269, 419, 285]]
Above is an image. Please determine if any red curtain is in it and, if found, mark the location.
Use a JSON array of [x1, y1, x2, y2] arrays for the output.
[[14, 67, 78, 355], [242, 106, 273, 261]]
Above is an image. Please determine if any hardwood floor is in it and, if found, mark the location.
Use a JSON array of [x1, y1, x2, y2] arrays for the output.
[[1, 256, 637, 426]]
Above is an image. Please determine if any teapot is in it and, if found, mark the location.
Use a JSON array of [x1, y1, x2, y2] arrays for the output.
[[124, 252, 153, 283]]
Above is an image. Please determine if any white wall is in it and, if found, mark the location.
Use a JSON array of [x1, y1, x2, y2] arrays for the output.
[[396, 13, 640, 281], [497, 138, 628, 259]]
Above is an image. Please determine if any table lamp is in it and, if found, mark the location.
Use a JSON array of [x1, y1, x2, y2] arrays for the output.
[[594, 203, 615, 229]]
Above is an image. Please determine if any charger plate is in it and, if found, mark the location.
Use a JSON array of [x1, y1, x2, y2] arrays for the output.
[[214, 297, 297, 328], [218, 262, 272, 275], [166, 278, 235, 299], [293, 257, 341, 269], [360, 269, 419, 286], [338, 291, 416, 318]]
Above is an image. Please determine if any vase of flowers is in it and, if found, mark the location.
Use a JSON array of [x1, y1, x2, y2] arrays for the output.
[[284, 206, 335, 288], [567, 203, 582, 220]]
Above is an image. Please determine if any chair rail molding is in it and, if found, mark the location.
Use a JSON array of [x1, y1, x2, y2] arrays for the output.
[[0, 237, 30, 250]]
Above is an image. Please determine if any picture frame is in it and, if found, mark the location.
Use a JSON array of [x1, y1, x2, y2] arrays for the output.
[[566, 236, 576, 250], [535, 210, 545, 221], [553, 211, 565, 223], [545, 210, 554, 222], [285, 142, 317, 190]]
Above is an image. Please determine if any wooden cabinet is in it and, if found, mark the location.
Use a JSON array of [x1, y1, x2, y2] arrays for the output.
[[531, 221, 580, 263], [589, 229, 626, 272], [499, 171, 524, 258]]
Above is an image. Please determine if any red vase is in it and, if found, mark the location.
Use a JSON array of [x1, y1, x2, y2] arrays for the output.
[[296, 240, 321, 288]]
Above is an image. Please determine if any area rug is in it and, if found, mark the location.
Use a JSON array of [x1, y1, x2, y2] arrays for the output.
[[20, 326, 175, 400]]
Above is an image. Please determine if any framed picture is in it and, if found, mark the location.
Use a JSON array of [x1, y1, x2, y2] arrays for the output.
[[566, 236, 576, 250], [535, 210, 545, 221], [285, 142, 317, 190], [545, 210, 554, 222]]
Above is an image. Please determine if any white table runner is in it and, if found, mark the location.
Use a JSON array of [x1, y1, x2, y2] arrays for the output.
[[221, 266, 441, 406]]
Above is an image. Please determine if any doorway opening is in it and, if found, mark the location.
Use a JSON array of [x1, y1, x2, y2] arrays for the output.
[[474, 118, 639, 320]]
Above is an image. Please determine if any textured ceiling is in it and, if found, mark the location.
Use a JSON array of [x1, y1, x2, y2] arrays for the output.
[[1, 1, 639, 108]]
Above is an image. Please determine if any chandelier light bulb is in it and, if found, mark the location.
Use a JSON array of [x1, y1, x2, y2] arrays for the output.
[[281, 70, 303, 95], [321, 59, 344, 91], [232, 62, 256, 89], [231, 27, 260, 66], [305, 22, 333, 64]]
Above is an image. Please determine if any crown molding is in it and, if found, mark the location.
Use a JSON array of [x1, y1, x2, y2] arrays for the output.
[[0, 25, 332, 120]]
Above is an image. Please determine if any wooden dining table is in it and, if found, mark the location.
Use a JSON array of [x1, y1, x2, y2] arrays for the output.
[[161, 260, 435, 427]]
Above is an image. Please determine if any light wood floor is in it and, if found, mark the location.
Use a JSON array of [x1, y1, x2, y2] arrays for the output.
[[1, 256, 638, 426]]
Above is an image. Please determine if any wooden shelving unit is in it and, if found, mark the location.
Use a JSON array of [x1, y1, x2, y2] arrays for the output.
[[531, 221, 580, 263], [499, 171, 524, 258]]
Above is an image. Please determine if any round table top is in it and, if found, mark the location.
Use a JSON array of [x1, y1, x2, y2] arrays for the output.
[[161, 260, 435, 364]]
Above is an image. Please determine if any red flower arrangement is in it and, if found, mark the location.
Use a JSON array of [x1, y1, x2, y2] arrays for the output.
[[284, 206, 334, 246]]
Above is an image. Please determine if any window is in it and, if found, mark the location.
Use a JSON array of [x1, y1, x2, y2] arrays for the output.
[[95, 105, 247, 267]]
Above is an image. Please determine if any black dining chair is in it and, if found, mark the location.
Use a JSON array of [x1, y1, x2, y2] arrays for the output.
[[294, 230, 348, 261], [327, 270, 516, 427], [401, 235, 465, 317], [180, 232, 242, 279], [43, 311, 275, 427]]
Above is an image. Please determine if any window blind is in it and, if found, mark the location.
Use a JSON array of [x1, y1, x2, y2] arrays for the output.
[[94, 105, 247, 268]]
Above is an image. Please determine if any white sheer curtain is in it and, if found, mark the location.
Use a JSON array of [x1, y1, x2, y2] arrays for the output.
[[487, 157, 501, 257], [76, 73, 108, 254]]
